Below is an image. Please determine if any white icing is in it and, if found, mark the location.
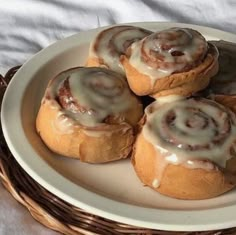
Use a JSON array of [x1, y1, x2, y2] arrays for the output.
[[183, 160, 216, 171], [44, 100, 76, 134], [129, 41, 173, 81], [44, 67, 138, 132], [90, 25, 152, 74], [143, 98, 236, 182], [152, 178, 160, 188], [129, 28, 207, 83], [54, 112, 75, 134], [155, 95, 184, 104]]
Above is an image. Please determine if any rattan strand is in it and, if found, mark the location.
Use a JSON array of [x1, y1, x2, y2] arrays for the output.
[[0, 67, 236, 235]]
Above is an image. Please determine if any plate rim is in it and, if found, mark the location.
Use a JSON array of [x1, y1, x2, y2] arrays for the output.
[[2, 21, 236, 231]]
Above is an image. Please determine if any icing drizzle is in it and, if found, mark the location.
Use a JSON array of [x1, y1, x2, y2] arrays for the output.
[[128, 27, 208, 80], [90, 25, 152, 74], [143, 97, 236, 185], [43, 67, 141, 133]]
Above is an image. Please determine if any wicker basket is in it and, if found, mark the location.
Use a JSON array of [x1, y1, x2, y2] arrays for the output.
[[0, 66, 236, 235]]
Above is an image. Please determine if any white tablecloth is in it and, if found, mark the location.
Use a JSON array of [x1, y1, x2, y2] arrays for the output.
[[0, 0, 236, 234]]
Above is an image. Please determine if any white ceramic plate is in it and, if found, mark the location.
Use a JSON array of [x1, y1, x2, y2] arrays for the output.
[[2, 22, 236, 232]]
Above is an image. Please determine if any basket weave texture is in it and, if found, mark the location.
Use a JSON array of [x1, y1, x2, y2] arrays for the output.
[[0, 66, 236, 235]]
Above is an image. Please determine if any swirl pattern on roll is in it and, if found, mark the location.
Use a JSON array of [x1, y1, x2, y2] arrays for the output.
[[143, 97, 236, 168], [44, 67, 140, 130], [89, 25, 152, 74], [128, 27, 208, 79]]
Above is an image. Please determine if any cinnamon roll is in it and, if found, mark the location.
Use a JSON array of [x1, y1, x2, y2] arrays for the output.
[[132, 97, 236, 199], [120, 27, 219, 96], [86, 25, 152, 75], [206, 40, 236, 113], [36, 67, 143, 163]]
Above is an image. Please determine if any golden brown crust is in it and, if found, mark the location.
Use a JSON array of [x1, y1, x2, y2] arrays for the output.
[[132, 132, 236, 200], [36, 101, 135, 163], [151, 73, 210, 98], [120, 44, 219, 96], [36, 66, 144, 164]]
